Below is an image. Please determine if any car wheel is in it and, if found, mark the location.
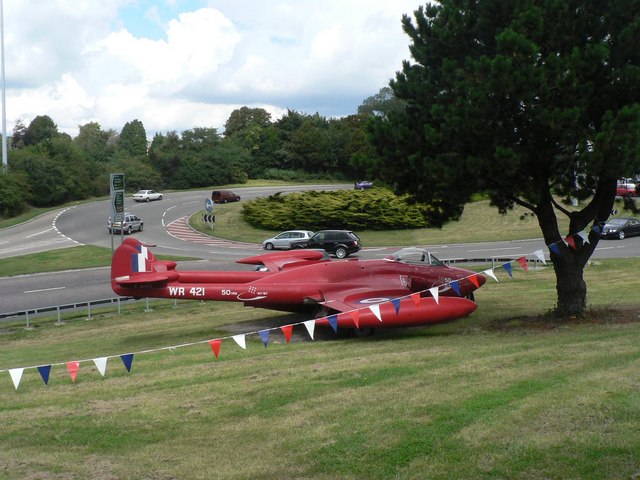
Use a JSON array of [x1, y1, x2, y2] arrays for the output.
[[159, 195, 163, 200], [265, 242, 274, 250], [139, 223, 144, 232], [335, 247, 347, 259], [618, 231, 625, 240], [146, 197, 150, 202]]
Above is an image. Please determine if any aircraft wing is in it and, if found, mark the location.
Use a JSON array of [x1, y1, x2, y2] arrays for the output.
[[320, 287, 412, 313], [237, 249, 330, 271]]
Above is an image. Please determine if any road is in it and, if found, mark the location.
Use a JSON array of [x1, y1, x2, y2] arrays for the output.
[[1, 184, 639, 316]]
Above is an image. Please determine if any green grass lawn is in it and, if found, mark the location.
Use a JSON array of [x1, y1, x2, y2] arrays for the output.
[[1, 258, 639, 479], [2, 189, 639, 479]]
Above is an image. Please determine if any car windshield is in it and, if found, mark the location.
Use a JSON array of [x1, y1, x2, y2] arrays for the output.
[[608, 219, 627, 225], [385, 248, 445, 266]]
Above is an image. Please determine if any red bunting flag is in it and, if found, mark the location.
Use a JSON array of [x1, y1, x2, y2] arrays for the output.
[[66, 361, 80, 383], [411, 292, 421, 307], [516, 256, 528, 271], [280, 325, 293, 343], [468, 274, 480, 288], [565, 234, 577, 250], [349, 309, 360, 328], [208, 339, 221, 358]]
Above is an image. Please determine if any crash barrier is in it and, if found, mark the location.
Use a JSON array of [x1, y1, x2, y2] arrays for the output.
[[0, 297, 143, 329], [1, 255, 546, 330], [443, 255, 545, 269]]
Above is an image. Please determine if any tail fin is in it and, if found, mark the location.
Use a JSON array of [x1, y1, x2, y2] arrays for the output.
[[111, 239, 178, 293]]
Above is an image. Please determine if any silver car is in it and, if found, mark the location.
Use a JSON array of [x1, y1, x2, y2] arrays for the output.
[[262, 230, 314, 250], [108, 213, 143, 234]]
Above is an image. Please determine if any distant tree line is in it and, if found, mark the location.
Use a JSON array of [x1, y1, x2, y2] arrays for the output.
[[0, 103, 384, 219]]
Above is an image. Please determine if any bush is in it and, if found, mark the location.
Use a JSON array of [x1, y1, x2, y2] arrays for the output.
[[242, 188, 435, 230]]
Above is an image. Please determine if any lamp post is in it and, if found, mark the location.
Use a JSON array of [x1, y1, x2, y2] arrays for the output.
[[0, 0, 7, 172]]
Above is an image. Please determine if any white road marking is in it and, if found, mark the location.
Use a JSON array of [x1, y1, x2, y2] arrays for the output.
[[26, 228, 54, 238], [24, 286, 66, 294]]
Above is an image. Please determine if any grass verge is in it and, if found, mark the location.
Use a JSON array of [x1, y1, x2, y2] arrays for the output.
[[191, 195, 637, 246], [1, 259, 639, 479]]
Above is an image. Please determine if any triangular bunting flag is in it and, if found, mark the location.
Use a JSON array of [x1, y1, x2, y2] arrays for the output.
[[391, 298, 401, 314], [303, 320, 315, 340], [591, 224, 602, 235], [232, 334, 246, 350], [9, 368, 24, 390], [516, 257, 528, 271], [349, 310, 360, 328], [38, 365, 52, 385], [120, 354, 134, 372], [258, 330, 270, 347], [429, 287, 439, 304], [502, 262, 513, 278], [208, 339, 222, 358], [369, 304, 383, 322], [411, 292, 421, 306], [450, 280, 462, 296], [483, 269, 499, 283], [577, 230, 589, 244], [565, 234, 577, 250], [533, 249, 546, 264], [280, 325, 293, 343], [327, 315, 338, 333], [549, 242, 562, 256], [468, 274, 480, 288], [66, 361, 80, 382], [93, 357, 108, 377]]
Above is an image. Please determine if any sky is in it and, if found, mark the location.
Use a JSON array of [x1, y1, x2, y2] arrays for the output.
[[2, 0, 422, 139]]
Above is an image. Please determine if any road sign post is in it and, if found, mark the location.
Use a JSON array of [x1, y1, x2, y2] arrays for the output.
[[110, 173, 125, 251]]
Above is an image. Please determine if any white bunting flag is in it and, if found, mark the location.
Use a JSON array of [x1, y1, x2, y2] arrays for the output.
[[232, 334, 247, 349], [303, 320, 316, 340], [9, 368, 24, 390], [577, 230, 589, 244], [369, 304, 383, 322], [429, 286, 439, 304], [483, 269, 499, 283], [533, 249, 547, 264], [93, 357, 108, 377]]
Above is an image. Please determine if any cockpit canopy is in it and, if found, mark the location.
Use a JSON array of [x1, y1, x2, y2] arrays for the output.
[[385, 248, 446, 266]]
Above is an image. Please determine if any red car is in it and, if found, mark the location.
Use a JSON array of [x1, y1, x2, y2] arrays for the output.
[[616, 182, 638, 197]]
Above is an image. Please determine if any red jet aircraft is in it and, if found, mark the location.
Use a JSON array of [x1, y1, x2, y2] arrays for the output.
[[111, 238, 486, 331]]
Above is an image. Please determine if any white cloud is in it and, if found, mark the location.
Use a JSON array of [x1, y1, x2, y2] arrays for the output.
[[3, 0, 420, 138]]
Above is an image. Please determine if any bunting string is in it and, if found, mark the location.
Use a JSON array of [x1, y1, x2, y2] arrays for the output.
[[1, 246, 551, 390]]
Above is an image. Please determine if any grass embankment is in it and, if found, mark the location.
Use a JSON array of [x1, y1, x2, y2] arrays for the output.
[[1, 258, 639, 479], [191, 194, 636, 246]]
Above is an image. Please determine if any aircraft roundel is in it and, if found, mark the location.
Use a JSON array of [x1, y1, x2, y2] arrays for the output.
[[356, 297, 391, 305]]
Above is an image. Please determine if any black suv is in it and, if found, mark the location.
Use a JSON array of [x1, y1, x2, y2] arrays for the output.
[[290, 230, 361, 258]]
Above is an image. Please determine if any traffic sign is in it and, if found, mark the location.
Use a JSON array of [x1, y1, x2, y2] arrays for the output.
[[113, 191, 124, 213], [205, 198, 214, 213], [110, 173, 124, 191]]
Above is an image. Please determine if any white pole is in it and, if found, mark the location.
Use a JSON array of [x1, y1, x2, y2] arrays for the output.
[[0, 0, 7, 172]]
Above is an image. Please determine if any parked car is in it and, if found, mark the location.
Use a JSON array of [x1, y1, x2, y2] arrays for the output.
[[133, 190, 163, 202], [600, 217, 640, 239], [262, 230, 315, 250], [108, 213, 143, 234], [616, 181, 638, 197], [290, 230, 361, 258], [354, 180, 373, 190], [212, 190, 241, 203]]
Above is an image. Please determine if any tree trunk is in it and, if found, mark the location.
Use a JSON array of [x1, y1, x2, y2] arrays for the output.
[[551, 253, 587, 317], [534, 193, 593, 318]]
